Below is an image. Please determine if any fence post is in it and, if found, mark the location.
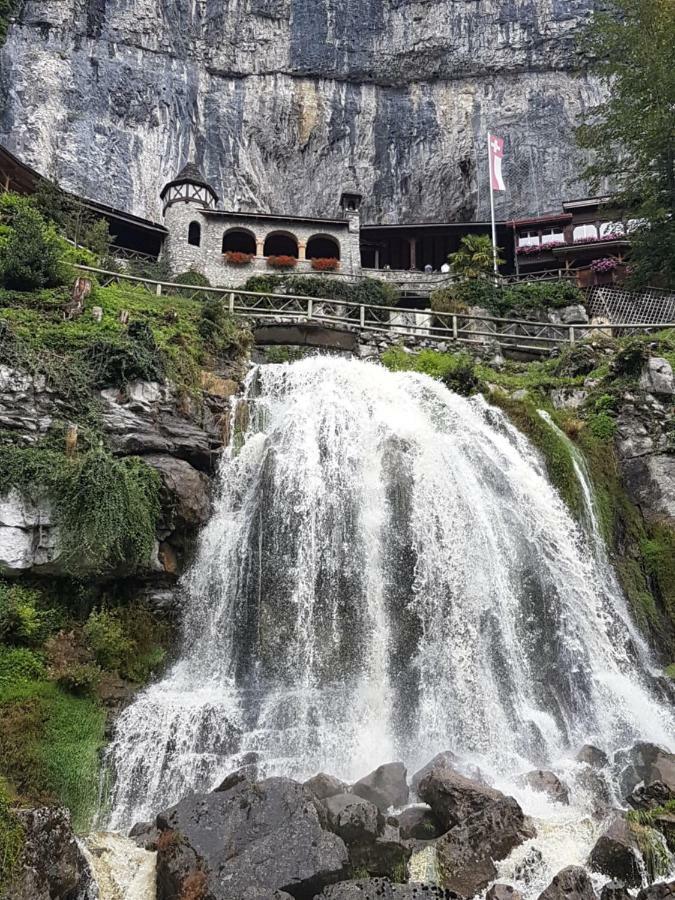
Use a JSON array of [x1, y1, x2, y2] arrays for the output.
[[307, 298, 313, 320], [452, 315, 458, 340], [155, 283, 162, 296], [360, 305, 365, 328], [229, 292, 235, 314], [569, 325, 575, 346]]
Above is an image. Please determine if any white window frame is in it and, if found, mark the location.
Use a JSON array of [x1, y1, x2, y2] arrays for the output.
[[573, 224, 598, 241]]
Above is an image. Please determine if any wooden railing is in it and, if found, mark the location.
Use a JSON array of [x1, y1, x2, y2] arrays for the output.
[[75, 265, 675, 353]]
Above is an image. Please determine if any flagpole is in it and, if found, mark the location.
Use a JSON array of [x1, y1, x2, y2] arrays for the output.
[[488, 133, 498, 278]]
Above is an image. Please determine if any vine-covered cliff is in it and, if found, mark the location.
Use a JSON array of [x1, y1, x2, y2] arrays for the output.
[[0, 0, 602, 222]]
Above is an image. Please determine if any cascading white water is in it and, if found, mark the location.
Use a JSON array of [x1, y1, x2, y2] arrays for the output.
[[104, 357, 673, 880]]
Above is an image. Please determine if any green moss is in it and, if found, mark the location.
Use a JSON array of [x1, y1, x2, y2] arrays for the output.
[[380, 346, 477, 395], [0, 780, 24, 890]]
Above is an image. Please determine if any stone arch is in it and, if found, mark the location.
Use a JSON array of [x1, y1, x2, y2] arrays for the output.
[[263, 231, 299, 258], [222, 227, 257, 255], [187, 221, 201, 247], [306, 234, 341, 260]]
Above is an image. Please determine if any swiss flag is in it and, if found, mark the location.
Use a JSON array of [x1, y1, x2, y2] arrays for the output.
[[489, 135, 506, 192]]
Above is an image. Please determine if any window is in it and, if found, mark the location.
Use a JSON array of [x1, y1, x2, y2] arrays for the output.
[[188, 221, 201, 247], [542, 226, 565, 243], [573, 224, 598, 242], [518, 230, 540, 248]]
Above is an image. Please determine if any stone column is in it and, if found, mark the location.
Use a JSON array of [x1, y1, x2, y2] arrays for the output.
[[298, 242, 306, 261], [408, 237, 417, 270], [256, 239, 264, 257]]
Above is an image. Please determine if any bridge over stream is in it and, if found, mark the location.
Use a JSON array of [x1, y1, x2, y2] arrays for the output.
[[76, 266, 675, 356]]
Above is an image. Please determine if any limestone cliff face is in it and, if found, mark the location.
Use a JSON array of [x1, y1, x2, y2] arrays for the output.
[[0, 0, 602, 223]]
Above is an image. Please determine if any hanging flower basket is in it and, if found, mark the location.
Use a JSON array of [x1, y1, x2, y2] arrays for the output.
[[590, 257, 619, 273], [267, 255, 297, 269], [224, 251, 254, 266], [311, 257, 340, 271], [517, 241, 566, 256]]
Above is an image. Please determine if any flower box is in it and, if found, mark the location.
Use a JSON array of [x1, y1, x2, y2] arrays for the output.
[[311, 257, 340, 271], [224, 251, 254, 266], [267, 255, 297, 269]]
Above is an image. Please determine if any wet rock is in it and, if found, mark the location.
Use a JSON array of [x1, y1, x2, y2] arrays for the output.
[[417, 767, 509, 832], [324, 793, 383, 844], [396, 806, 441, 840], [614, 742, 675, 799], [588, 813, 642, 887], [626, 780, 673, 811], [639, 358, 674, 396], [435, 796, 536, 896], [637, 881, 675, 900], [129, 819, 160, 851], [352, 762, 409, 812], [80, 831, 156, 899], [411, 751, 461, 794], [8, 806, 93, 900], [487, 885, 523, 900], [519, 770, 570, 805], [651, 807, 675, 851], [305, 773, 349, 801], [576, 745, 609, 769], [317, 878, 462, 899], [155, 776, 348, 900], [144, 453, 211, 538], [536, 866, 597, 900], [213, 762, 260, 793], [600, 881, 633, 900]]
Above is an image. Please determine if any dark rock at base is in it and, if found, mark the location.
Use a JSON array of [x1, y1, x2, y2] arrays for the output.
[[324, 793, 383, 844], [600, 881, 633, 900], [587, 814, 642, 887], [144, 453, 211, 538], [576, 745, 609, 769], [411, 751, 461, 794], [352, 762, 409, 812], [317, 879, 463, 899], [487, 884, 524, 900], [574, 767, 614, 819], [435, 797, 536, 896], [417, 767, 509, 832], [614, 742, 675, 799], [626, 780, 673, 811], [214, 760, 260, 792], [305, 773, 349, 801], [129, 819, 160, 851], [155, 776, 349, 900], [7, 807, 93, 900], [520, 770, 570, 805], [396, 805, 441, 840], [536, 866, 597, 900], [637, 881, 675, 900]]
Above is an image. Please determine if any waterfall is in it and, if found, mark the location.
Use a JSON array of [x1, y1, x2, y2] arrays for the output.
[[103, 357, 673, 847]]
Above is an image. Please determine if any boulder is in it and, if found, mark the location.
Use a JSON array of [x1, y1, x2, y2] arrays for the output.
[[626, 780, 673, 811], [396, 806, 441, 840], [587, 813, 642, 887], [8, 807, 93, 900], [614, 742, 675, 800], [411, 751, 460, 794], [600, 882, 633, 900], [305, 773, 349, 801], [435, 796, 536, 896], [639, 358, 674, 396], [417, 767, 508, 832], [576, 745, 609, 769], [128, 819, 160, 851], [213, 762, 260, 793], [536, 866, 597, 900], [560, 305, 589, 325], [352, 763, 409, 812], [144, 453, 211, 537], [519, 770, 570, 805], [317, 878, 462, 899], [155, 776, 348, 900], [324, 793, 383, 845], [487, 885, 523, 900], [637, 881, 675, 900]]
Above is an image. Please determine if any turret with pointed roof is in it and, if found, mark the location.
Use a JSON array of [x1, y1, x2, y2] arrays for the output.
[[160, 160, 218, 211]]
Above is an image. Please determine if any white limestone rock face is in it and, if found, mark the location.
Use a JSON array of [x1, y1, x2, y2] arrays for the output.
[[0, 490, 57, 574], [639, 357, 674, 396], [0, 0, 603, 223]]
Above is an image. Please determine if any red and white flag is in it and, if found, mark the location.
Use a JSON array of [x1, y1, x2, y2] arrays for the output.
[[489, 134, 506, 192]]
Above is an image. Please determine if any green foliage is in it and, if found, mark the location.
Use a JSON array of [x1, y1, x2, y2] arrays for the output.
[[449, 234, 504, 279], [576, 0, 675, 287], [87, 321, 165, 387], [199, 298, 252, 361], [0, 194, 66, 291], [84, 610, 133, 671], [243, 274, 399, 307], [0, 583, 56, 647], [0, 647, 45, 684], [500, 280, 583, 311], [588, 412, 617, 441], [32, 179, 111, 260], [83, 606, 168, 683], [56, 663, 101, 698], [0, 0, 19, 46], [628, 820, 671, 881], [0, 446, 161, 575], [0, 781, 23, 890], [380, 346, 478, 396], [431, 280, 499, 313], [430, 280, 584, 316], [640, 524, 675, 620], [612, 338, 648, 377]]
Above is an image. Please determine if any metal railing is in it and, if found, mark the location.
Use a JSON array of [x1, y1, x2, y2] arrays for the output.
[[74, 265, 675, 353]]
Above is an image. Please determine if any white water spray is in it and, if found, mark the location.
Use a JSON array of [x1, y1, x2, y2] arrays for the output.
[[104, 358, 673, 882]]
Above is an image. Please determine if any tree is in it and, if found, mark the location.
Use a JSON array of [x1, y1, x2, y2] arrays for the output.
[[33, 177, 111, 259], [449, 234, 504, 280], [576, 0, 675, 287], [0, 194, 64, 290]]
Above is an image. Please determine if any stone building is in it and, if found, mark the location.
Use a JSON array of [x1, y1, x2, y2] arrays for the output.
[[160, 163, 363, 287]]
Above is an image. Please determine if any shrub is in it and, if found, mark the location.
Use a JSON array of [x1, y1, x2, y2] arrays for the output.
[[432, 280, 500, 313], [613, 338, 648, 378], [449, 235, 504, 279], [500, 280, 584, 311], [588, 412, 617, 441], [243, 274, 399, 307], [429, 286, 467, 314], [310, 257, 340, 271], [199, 298, 252, 360], [0, 647, 45, 683], [267, 255, 297, 269], [380, 347, 478, 396], [84, 610, 133, 671], [224, 251, 254, 266], [88, 321, 165, 387], [0, 195, 65, 291], [56, 663, 101, 697], [0, 583, 55, 646]]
